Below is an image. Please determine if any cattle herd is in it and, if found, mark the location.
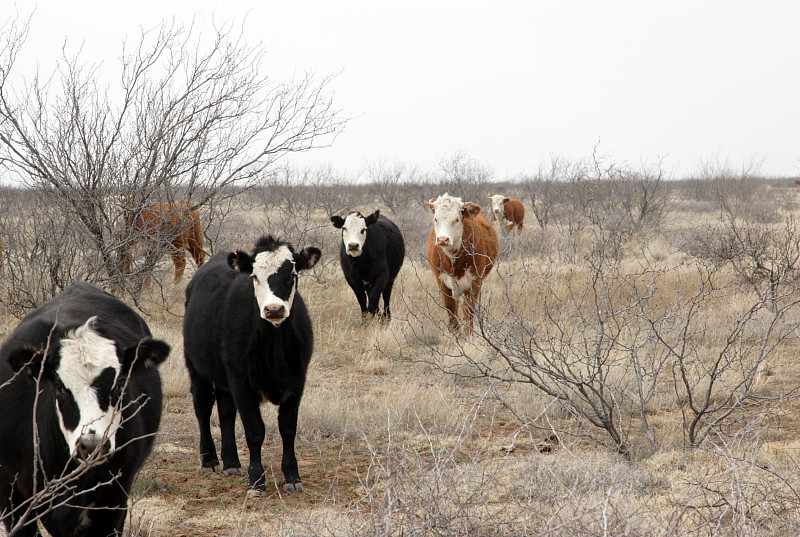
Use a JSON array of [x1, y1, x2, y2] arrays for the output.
[[0, 192, 522, 536]]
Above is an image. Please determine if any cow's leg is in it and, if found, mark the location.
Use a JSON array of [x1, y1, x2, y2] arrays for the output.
[[439, 282, 460, 331], [230, 389, 267, 492], [216, 389, 242, 475], [278, 394, 303, 493], [366, 272, 389, 317], [171, 239, 187, 280], [382, 277, 396, 320], [188, 373, 220, 472], [346, 278, 369, 322], [83, 494, 127, 537], [462, 281, 483, 334]]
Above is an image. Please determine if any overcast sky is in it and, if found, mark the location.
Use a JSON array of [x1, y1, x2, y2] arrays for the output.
[[9, 1, 800, 179]]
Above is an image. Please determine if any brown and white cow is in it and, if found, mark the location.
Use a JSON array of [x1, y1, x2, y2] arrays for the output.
[[487, 195, 525, 233], [124, 201, 206, 281], [426, 193, 499, 332]]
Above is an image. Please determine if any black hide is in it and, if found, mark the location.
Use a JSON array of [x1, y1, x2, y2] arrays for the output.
[[0, 282, 169, 537], [182, 235, 319, 493], [331, 211, 405, 319]]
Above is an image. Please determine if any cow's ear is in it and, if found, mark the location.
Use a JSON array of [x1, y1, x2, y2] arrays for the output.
[[428, 198, 437, 212], [462, 202, 482, 218], [295, 247, 322, 271], [331, 215, 345, 228], [8, 348, 45, 377], [365, 210, 380, 226], [228, 251, 253, 274], [503, 197, 510, 203], [124, 337, 170, 372]]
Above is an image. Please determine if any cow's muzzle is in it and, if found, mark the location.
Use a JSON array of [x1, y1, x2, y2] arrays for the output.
[[437, 236, 450, 246], [263, 304, 287, 320], [76, 430, 111, 461]]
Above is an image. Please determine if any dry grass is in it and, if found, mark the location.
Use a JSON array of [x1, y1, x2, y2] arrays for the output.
[[3, 183, 800, 536]]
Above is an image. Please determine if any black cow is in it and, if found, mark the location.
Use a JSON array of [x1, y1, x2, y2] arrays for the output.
[[330, 210, 405, 320], [0, 282, 170, 537], [182, 235, 321, 493]]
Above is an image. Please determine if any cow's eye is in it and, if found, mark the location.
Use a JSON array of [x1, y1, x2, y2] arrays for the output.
[[251, 274, 260, 284], [55, 382, 68, 399], [452, 219, 459, 224], [110, 384, 122, 406], [361, 229, 366, 234], [342, 227, 347, 232]]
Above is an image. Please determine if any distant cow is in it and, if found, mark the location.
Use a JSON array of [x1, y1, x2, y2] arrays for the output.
[[427, 193, 499, 332], [183, 236, 321, 493], [124, 201, 206, 281], [0, 282, 170, 536], [487, 195, 525, 233], [331, 210, 405, 321]]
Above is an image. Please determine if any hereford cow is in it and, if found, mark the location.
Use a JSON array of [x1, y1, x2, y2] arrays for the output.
[[427, 194, 499, 332], [487, 194, 525, 233], [183, 235, 321, 493], [331, 210, 405, 321], [0, 282, 170, 536], [124, 201, 206, 281]]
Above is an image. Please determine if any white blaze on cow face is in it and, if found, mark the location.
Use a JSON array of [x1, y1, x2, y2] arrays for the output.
[[252, 246, 298, 325], [430, 194, 465, 259], [489, 195, 507, 223], [56, 317, 122, 459], [341, 212, 368, 257]]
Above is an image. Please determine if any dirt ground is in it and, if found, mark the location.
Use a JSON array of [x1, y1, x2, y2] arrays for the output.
[[131, 391, 541, 536]]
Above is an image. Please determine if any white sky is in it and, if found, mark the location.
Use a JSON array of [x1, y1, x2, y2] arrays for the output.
[[8, 0, 800, 179]]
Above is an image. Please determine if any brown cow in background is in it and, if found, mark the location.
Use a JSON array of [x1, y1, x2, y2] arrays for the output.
[[125, 201, 206, 281], [488, 194, 525, 233], [426, 193, 499, 332]]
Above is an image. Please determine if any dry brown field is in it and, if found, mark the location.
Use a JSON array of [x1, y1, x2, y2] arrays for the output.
[[2, 178, 800, 536]]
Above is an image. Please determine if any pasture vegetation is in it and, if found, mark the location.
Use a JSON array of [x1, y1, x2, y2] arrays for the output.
[[2, 159, 800, 536]]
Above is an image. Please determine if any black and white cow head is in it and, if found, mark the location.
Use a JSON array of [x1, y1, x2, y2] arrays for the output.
[[8, 317, 170, 460], [228, 235, 321, 326], [330, 211, 380, 258], [428, 193, 482, 258]]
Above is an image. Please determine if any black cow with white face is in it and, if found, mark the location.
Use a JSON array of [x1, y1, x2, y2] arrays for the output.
[[331, 210, 405, 321], [0, 282, 170, 537], [183, 235, 321, 493]]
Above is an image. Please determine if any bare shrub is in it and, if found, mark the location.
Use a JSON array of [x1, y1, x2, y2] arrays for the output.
[[0, 13, 347, 308], [435, 151, 493, 204], [363, 159, 421, 212]]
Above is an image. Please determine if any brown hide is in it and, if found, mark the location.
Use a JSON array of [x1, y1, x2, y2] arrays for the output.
[[426, 205, 499, 332], [493, 197, 525, 232], [127, 202, 206, 280]]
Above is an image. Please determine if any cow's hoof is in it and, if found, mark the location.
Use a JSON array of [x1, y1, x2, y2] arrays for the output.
[[223, 467, 241, 476], [246, 488, 266, 500], [283, 481, 303, 493], [201, 464, 221, 474]]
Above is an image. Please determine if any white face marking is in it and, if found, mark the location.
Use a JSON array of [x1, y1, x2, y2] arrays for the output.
[[431, 194, 464, 259], [489, 195, 507, 223], [252, 246, 297, 325], [341, 213, 368, 257], [56, 317, 121, 458]]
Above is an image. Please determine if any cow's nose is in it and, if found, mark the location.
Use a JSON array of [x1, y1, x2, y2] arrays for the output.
[[437, 236, 450, 246], [347, 242, 360, 251], [264, 304, 286, 318], [79, 429, 101, 451]]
